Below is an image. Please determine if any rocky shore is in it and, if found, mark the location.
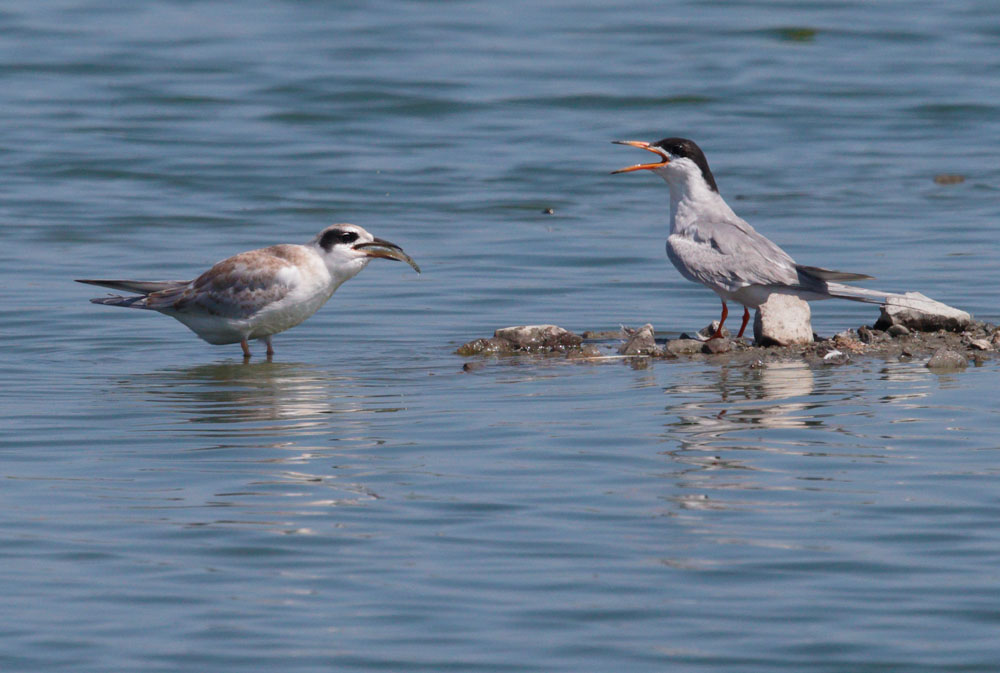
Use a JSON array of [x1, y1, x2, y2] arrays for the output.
[[456, 316, 996, 372]]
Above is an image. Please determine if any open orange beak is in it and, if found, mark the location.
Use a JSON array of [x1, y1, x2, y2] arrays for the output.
[[611, 140, 670, 174]]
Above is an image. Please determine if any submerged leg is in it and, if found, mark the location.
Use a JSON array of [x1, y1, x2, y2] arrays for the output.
[[708, 300, 729, 340], [736, 306, 751, 339], [241, 338, 251, 358]]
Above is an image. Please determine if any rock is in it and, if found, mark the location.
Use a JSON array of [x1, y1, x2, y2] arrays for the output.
[[702, 338, 732, 354], [493, 325, 583, 352], [565, 345, 602, 359], [926, 347, 968, 370], [875, 292, 972, 333], [581, 329, 625, 339], [618, 323, 661, 356], [886, 324, 910, 338], [462, 361, 486, 372], [697, 320, 730, 341], [455, 337, 509, 356], [857, 325, 888, 344], [967, 338, 992, 351], [664, 339, 704, 355], [753, 294, 813, 346], [831, 333, 866, 353], [457, 325, 583, 355]]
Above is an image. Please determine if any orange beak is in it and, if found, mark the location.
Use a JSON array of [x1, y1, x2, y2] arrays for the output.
[[611, 140, 670, 174]]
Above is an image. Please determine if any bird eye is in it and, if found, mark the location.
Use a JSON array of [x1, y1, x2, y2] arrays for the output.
[[320, 229, 359, 250]]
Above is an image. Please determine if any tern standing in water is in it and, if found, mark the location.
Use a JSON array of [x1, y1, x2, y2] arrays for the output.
[[613, 137, 887, 340], [78, 224, 420, 358]]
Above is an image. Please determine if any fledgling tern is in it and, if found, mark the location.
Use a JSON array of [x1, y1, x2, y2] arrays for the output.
[[613, 137, 884, 339], [78, 224, 420, 358]]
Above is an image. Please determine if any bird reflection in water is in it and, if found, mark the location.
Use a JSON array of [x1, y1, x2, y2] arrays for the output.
[[133, 360, 399, 436], [661, 361, 819, 513], [117, 361, 402, 526]]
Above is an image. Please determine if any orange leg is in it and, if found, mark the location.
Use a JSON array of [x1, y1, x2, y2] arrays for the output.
[[241, 338, 251, 358], [736, 306, 750, 338], [708, 300, 729, 340]]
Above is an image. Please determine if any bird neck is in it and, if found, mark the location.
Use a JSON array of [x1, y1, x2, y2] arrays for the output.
[[326, 257, 370, 289], [666, 176, 736, 235]]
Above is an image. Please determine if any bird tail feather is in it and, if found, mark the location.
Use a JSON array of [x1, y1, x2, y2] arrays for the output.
[[88, 294, 151, 309], [820, 282, 890, 305], [77, 279, 188, 310], [75, 279, 186, 294], [795, 265, 873, 283]]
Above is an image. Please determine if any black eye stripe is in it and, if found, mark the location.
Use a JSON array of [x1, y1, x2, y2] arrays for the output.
[[319, 229, 359, 251]]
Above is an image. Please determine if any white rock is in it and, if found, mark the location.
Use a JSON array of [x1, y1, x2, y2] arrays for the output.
[[753, 294, 813, 346], [875, 292, 972, 332]]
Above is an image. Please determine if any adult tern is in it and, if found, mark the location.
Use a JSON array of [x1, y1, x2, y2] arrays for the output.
[[614, 137, 881, 339]]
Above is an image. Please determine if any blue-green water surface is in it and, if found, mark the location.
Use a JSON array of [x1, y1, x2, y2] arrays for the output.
[[3, 2, 1000, 671]]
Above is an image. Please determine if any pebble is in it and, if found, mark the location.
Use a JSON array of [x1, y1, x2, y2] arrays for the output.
[[926, 347, 968, 370], [618, 323, 661, 356], [701, 339, 732, 354], [857, 326, 887, 344], [565, 345, 602, 359], [664, 339, 705, 355]]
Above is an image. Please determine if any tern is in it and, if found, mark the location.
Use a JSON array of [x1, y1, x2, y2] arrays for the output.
[[78, 224, 420, 358], [613, 137, 884, 340]]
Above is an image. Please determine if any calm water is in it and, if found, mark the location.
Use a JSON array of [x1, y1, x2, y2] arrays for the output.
[[3, 1, 1000, 671]]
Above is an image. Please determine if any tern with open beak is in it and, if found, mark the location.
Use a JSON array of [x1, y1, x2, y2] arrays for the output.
[[614, 137, 882, 340], [78, 224, 420, 358]]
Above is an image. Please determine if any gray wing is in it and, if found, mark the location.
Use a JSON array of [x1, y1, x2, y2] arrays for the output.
[[667, 218, 800, 293]]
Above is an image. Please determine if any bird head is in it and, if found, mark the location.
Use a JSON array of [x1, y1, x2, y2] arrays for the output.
[[612, 137, 719, 194], [313, 224, 420, 282]]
